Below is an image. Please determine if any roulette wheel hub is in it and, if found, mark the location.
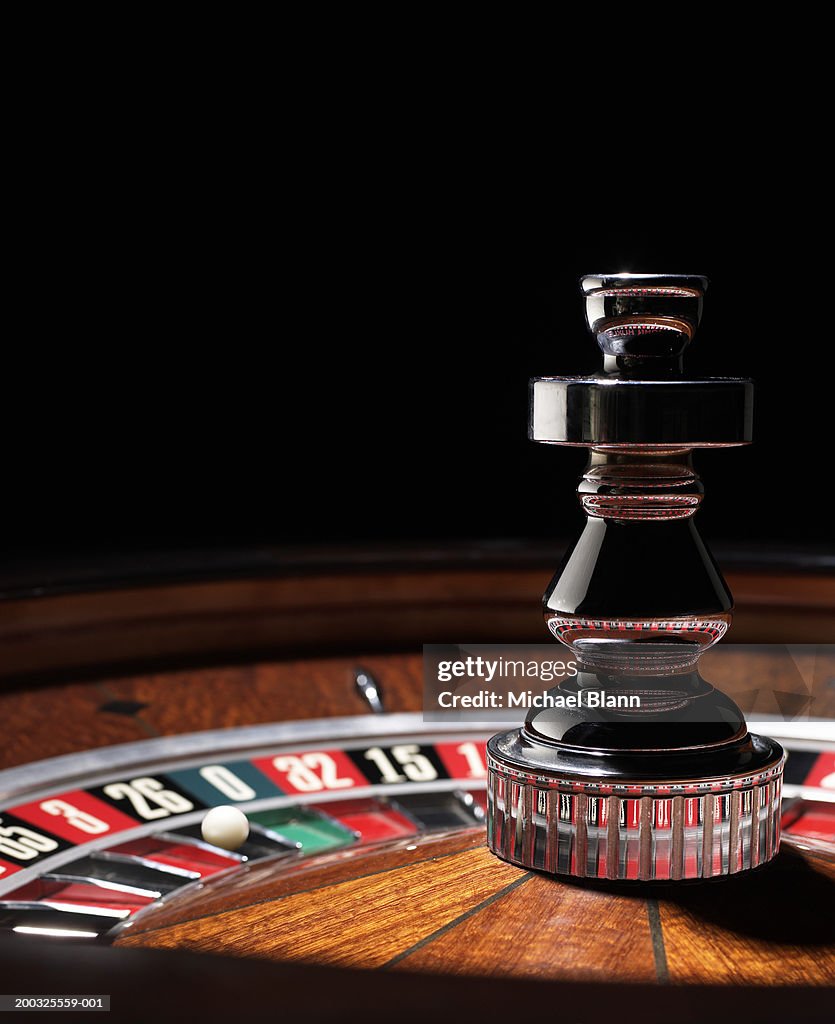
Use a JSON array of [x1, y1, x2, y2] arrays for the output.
[[487, 273, 786, 881]]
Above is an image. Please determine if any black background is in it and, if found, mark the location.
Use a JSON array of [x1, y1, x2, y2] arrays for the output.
[[3, 193, 831, 562]]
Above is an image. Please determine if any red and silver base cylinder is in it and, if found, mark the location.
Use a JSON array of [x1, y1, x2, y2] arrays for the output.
[[487, 729, 785, 882]]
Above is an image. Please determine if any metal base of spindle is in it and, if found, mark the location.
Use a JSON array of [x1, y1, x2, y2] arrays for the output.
[[486, 730, 785, 881]]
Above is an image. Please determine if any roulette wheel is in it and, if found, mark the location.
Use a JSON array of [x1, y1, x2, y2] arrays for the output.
[[0, 277, 833, 1022], [1, 551, 833, 1023]]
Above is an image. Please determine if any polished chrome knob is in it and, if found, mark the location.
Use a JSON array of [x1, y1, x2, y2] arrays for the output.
[[581, 272, 707, 374]]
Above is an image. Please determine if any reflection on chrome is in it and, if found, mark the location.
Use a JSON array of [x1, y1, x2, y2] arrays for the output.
[[13, 925, 99, 938]]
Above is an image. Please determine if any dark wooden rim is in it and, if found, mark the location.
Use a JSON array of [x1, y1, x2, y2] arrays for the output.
[[2, 542, 834, 684], [3, 540, 834, 601]]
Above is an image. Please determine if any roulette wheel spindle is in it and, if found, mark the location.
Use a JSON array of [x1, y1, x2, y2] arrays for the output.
[[487, 273, 786, 881]]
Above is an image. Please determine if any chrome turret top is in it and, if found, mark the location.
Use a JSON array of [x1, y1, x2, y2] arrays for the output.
[[530, 273, 752, 447]]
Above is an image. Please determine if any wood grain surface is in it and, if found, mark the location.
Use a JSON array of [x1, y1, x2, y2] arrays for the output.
[[658, 843, 835, 985], [121, 834, 528, 970], [0, 646, 831, 772], [117, 830, 835, 986], [122, 831, 489, 935], [0, 679, 150, 768], [0, 654, 423, 771], [393, 867, 658, 981]]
